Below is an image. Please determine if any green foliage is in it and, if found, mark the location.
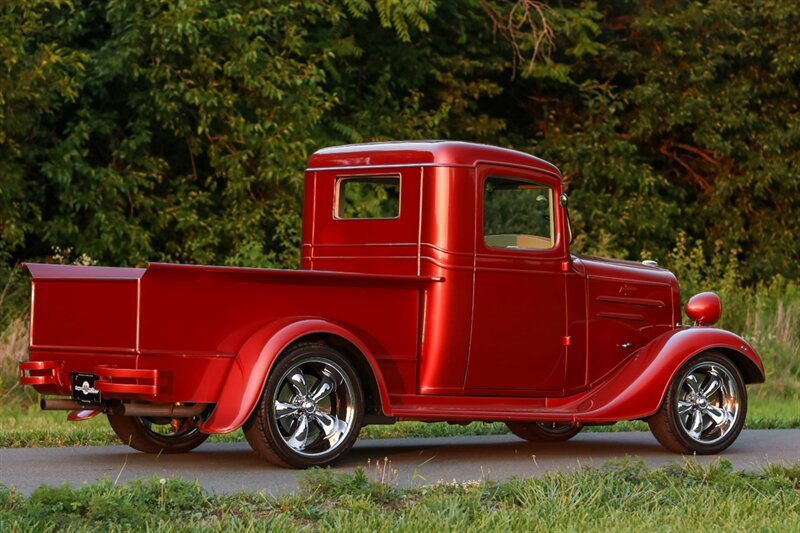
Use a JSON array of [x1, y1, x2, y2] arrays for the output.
[[0, 0, 430, 270], [664, 235, 800, 398], [517, 1, 800, 280], [2, 1, 797, 282]]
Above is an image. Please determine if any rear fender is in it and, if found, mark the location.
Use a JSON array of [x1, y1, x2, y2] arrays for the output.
[[561, 327, 764, 421], [202, 318, 392, 433]]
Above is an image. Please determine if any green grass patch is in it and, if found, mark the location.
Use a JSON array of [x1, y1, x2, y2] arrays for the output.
[[1, 459, 799, 531]]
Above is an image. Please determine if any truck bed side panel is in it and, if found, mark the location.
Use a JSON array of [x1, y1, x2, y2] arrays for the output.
[[138, 267, 421, 397]]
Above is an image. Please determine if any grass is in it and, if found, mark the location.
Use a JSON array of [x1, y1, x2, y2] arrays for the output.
[[1, 459, 799, 531]]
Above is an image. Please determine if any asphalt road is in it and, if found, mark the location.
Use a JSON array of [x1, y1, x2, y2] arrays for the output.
[[2, 430, 798, 496]]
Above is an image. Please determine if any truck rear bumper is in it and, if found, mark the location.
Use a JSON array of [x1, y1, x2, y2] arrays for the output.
[[95, 365, 158, 396], [20, 352, 234, 403], [19, 361, 158, 396]]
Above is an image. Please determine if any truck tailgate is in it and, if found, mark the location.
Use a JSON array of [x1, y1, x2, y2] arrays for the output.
[[28, 263, 143, 352]]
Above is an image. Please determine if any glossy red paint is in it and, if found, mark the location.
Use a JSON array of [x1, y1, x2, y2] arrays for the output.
[[20, 141, 764, 446], [387, 327, 763, 423], [685, 291, 722, 326]]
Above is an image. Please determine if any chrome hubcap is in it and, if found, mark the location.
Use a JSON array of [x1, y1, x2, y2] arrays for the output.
[[676, 362, 740, 445], [272, 358, 355, 457]]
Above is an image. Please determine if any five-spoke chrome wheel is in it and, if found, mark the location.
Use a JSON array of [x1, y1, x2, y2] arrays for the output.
[[649, 351, 747, 454], [272, 357, 356, 457], [244, 343, 363, 468]]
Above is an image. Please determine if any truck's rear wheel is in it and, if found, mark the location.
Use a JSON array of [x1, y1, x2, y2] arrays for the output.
[[107, 415, 209, 453], [506, 421, 582, 442], [244, 343, 363, 468], [648, 351, 747, 454]]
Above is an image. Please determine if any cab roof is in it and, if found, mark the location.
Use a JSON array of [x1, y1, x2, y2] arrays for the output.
[[306, 141, 560, 176]]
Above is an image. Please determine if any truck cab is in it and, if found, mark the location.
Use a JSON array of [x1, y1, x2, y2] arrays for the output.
[[303, 141, 679, 399]]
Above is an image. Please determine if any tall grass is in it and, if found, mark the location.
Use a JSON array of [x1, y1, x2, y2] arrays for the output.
[[0, 317, 33, 407], [0, 266, 34, 408], [666, 235, 800, 399]]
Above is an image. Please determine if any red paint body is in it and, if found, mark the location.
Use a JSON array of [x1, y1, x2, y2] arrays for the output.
[[20, 141, 764, 433]]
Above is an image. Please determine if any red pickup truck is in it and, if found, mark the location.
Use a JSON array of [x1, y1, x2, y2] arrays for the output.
[[20, 141, 764, 467]]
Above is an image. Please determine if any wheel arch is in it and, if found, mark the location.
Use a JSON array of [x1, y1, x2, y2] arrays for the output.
[[567, 327, 764, 422], [713, 346, 765, 385], [639, 341, 763, 419], [202, 318, 392, 433]]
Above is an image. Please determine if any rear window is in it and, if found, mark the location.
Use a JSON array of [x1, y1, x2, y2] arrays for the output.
[[335, 176, 400, 219]]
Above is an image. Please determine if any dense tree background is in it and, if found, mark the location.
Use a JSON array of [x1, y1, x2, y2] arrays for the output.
[[1, 0, 798, 281]]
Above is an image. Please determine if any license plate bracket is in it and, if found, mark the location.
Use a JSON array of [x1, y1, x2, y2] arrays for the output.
[[71, 373, 102, 405]]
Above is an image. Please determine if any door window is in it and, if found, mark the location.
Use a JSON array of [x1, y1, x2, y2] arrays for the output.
[[483, 176, 554, 250]]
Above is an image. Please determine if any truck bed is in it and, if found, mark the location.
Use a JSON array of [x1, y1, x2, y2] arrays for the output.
[[26, 263, 438, 403]]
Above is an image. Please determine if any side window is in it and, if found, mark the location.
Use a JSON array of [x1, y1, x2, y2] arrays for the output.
[[335, 176, 400, 219], [483, 176, 554, 250]]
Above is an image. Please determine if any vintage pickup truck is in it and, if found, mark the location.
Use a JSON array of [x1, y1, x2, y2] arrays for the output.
[[20, 141, 764, 467]]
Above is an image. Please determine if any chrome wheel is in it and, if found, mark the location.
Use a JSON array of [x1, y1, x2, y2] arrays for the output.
[[272, 357, 356, 457], [648, 351, 747, 455], [675, 361, 741, 445], [244, 342, 364, 468]]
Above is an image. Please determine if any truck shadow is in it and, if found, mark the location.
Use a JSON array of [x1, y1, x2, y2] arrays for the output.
[[88, 433, 696, 470], [342, 434, 668, 466]]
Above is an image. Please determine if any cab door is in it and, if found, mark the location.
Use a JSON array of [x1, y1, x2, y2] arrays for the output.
[[463, 165, 569, 395]]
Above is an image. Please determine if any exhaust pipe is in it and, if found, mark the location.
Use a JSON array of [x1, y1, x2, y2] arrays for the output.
[[40, 398, 207, 418], [41, 398, 84, 411], [117, 402, 207, 418]]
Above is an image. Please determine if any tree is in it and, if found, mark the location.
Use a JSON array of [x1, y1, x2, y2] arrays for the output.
[[1, 0, 798, 282]]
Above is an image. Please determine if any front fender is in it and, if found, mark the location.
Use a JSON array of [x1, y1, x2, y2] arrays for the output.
[[202, 318, 392, 433], [561, 327, 764, 422]]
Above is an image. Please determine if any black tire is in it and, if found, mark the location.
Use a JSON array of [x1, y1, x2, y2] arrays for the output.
[[107, 415, 209, 453], [506, 421, 582, 442], [244, 342, 364, 468], [648, 351, 747, 454]]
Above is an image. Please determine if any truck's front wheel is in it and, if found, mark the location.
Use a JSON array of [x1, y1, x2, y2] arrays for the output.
[[648, 351, 747, 454], [107, 415, 209, 453], [244, 343, 364, 468]]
